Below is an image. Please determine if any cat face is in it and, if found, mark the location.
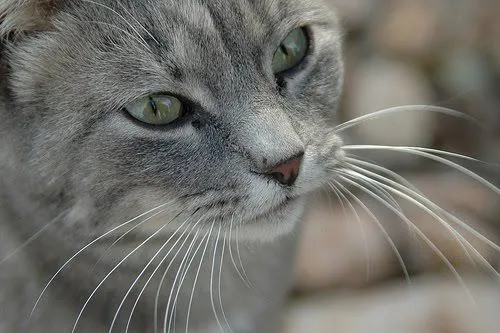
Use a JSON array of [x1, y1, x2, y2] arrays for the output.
[[3, 0, 343, 243]]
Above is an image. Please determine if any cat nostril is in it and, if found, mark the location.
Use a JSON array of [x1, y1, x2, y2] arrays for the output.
[[266, 152, 304, 186]]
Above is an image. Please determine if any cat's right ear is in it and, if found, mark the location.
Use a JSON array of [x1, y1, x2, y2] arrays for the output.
[[0, 0, 59, 39]]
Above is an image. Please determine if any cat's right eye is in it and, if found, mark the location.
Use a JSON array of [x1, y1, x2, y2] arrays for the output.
[[125, 94, 183, 125], [272, 27, 309, 74]]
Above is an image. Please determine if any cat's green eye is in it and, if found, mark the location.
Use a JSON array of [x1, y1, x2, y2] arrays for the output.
[[125, 94, 183, 125], [272, 27, 309, 74]]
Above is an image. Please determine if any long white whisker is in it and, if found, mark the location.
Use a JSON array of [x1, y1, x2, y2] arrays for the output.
[[355, 175, 404, 213], [209, 223, 225, 332], [1, 210, 67, 265], [329, 183, 372, 282], [329, 182, 349, 219], [165, 226, 204, 333], [342, 167, 500, 278], [341, 167, 473, 260], [185, 220, 215, 333], [342, 162, 500, 252], [125, 221, 192, 333], [344, 156, 425, 196], [339, 175, 476, 303], [168, 229, 210, 333], [219, 229, 234, 332], [385, 147, 496, 165], [228, 215, 252, 290], [109, 214, 195, 333], [342, 145, 500, 196], [346, 146, 497, 166], [343, 158, 418, 237], [330, 181, 411, 283], [71, 208, 182, 333], [235, 225, 253, 292], [30, 200, 175, 319], [334, 105, 480, 133], [153, 216, 203, 333]]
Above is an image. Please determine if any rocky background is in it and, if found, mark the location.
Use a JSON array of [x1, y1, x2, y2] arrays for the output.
[[283, 0, 500, 332]]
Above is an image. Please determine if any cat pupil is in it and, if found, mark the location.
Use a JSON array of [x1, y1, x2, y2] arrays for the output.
[[148, 96, 158, 116]]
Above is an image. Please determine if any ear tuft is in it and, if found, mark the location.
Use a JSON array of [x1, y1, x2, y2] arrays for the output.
[[0, 0, 58, 39]]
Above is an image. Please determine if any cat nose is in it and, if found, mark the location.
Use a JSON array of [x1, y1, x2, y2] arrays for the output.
[[266, 152, 304, 186]]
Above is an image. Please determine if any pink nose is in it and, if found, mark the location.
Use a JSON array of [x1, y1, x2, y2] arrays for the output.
[[267, 153, 304, 186]]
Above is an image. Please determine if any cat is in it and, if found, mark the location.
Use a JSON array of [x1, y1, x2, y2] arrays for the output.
[[2, 1, 499, 333], [0, 1, 344, 332]]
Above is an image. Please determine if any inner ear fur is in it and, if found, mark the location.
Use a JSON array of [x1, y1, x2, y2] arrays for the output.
[[0, 0, 59, 39]]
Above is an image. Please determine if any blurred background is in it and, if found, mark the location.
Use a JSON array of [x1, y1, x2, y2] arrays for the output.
[[283, 0, 500, 332]]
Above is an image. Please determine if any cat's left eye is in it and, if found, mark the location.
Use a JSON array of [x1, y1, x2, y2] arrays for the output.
[[272, 27, 309, 74], [125, 94, 183, 125]]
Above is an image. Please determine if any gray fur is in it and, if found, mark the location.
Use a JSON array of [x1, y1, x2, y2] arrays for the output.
[[0, 0, 343, 332]]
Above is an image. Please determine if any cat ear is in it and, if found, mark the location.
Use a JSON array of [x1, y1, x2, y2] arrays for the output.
[[0, 0, 59, 39]]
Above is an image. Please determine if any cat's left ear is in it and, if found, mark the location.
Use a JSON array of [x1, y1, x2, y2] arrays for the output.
[[0, 0, 60, 39]]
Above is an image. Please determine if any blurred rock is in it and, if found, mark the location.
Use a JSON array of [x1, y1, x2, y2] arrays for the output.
[[436, 48, 491, 98], [283, 274, 500, 333], [326, 0, 380, 29], [373, 0, 439, 58]]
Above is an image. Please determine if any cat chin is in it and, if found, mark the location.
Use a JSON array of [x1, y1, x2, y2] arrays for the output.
[[234, 198, 306, 242]]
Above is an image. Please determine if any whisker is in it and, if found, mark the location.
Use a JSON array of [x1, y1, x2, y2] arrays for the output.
[[343, 155, 500, 251], [346, 147, 498, 169], [343, 156, 424, 240], [109, 214, 197, 333], [30, 200, 175, 319], [345, 156, 426, 196], [152, 216, 203, 333], [330, 180, 411, 284], [329, 182, 349, 219], [0, 210, 67, 265], [356, 175, 404, 213], [376, 147, 497, 165], [338, 174, 477, 303], [71, 209, 184, 333], [232, 223, 273, 304], [165, 226, 204, 333], [342, 145, 500, 196], [185, 220, 216, 333], [125, 222, 192, 333], [228, 215, 253, 290], [209, 223, 225, 332], [342, 167, 500, 278], [218, 229, 234, 332], [334, 105, 480, 133], [235, 225, 253, 293], [341, 167, 473, 259], [349, 168, 499, 278], [329, 183, 372, 282]]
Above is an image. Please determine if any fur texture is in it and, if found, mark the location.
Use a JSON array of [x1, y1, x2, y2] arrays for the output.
[[0, 1, 343, 332]]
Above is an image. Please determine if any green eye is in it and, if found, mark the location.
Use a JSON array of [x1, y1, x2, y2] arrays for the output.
[[272, 27, 309, 74], [125, 94, 183, 125]]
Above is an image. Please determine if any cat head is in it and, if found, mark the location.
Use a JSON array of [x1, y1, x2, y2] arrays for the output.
[[1, 0, 344, 243]]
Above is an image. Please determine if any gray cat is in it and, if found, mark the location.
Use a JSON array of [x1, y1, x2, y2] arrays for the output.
[[0, 0, 344, 332]]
